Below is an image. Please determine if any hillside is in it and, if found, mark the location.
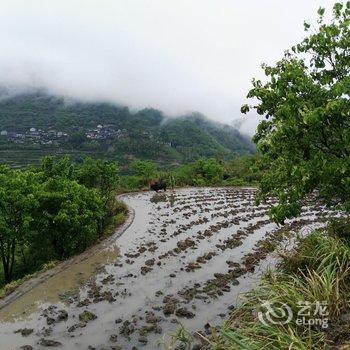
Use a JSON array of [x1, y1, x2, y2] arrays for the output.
[[0, 92, 254, 167]]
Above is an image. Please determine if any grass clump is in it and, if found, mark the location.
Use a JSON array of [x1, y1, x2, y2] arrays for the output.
[[210, 228, 350, 350]]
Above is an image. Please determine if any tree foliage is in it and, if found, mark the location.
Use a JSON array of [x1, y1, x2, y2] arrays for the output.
[[76, 158, 119, 200], [131, 160, 157, 186], [0, 157, 120, 284], [33, 178, 105, 260], [242, 2, 350, 223], [0, 167, 39, 282], [117, 155, 261, 190]]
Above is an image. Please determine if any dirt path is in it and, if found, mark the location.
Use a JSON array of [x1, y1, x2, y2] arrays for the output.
[[0, 187, 336, 350]]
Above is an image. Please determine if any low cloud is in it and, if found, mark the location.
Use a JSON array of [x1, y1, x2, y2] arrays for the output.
[[0, 0, 335, 135]]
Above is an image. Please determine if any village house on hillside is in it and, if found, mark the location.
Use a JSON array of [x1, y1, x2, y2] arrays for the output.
[[0, 127, 68, 145], [86, 124, 128, 140]]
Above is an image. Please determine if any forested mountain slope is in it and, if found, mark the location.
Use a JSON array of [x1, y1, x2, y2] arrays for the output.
[[0, 92, 254, 166]]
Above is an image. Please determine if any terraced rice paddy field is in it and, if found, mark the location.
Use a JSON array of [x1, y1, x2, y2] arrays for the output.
[[0, 187, 338, 350]]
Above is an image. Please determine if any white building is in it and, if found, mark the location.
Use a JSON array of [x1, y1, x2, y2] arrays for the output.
[[0, 130, 8, 136]]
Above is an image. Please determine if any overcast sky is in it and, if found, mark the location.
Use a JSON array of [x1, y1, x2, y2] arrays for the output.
[[0, 0, 336, 134]]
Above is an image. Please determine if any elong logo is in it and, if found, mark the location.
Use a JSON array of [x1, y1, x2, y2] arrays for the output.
[[258, 300, 329, 328]]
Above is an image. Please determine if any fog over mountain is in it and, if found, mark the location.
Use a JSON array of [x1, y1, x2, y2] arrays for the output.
[[0, 0, 335, 135]]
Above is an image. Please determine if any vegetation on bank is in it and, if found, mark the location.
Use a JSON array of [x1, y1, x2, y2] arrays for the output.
[[241, 1, 350, 224], [163, 220, 350, 350], [210, 221, 350, 349], [0, 156, 128, 287], [0, 154, 259, 290], [206, 3, 350, 350], [119, 155, 262, 191]]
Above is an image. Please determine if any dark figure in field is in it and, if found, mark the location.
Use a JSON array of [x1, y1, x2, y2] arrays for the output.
[[150, 180, 167, 192]]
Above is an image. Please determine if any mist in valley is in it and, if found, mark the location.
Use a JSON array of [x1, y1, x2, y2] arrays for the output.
[[0, 0, 335, 135]]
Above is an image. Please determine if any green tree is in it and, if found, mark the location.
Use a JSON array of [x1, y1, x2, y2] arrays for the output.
[[41, 156, 75, 180], [226, 155, 263, 184], [0, 157, 121, 286], [131, 160, 157, 186], [77, 158, 119, 199], [76, 158, 119, 234], [193, 158, 225, 184], [0, 167, 39, 282], [242, 2, 350, 223], [33, 178, 105, 260]]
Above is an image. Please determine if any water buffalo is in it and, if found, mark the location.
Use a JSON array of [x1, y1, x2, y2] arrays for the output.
[[149, 180, 167, 192]]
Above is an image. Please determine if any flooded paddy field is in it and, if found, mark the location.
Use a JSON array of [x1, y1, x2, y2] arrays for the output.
[[0, 187, 338, 350]]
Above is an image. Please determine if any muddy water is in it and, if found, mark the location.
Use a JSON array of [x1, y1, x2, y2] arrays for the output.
[[0, 187, 336, 350]]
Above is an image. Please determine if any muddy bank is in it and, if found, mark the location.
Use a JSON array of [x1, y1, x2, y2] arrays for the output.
[[0, 196, 135, 312], [0, 187, 337, 350]]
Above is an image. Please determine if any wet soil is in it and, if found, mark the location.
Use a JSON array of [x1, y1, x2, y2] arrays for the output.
[[0, 187, 338, 350]]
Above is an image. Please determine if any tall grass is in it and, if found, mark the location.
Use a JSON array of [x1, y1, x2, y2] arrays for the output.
[[210, 230, 350, 350]]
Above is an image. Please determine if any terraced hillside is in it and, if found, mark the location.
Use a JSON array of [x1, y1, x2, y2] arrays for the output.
[[0, 93, 254, 167]]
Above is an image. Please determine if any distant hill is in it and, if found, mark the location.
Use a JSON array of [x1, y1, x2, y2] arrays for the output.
[[0, 92, 254, 167]]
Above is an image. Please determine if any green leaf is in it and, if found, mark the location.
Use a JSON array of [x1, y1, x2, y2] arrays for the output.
[[318, 7, 325, 16]]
